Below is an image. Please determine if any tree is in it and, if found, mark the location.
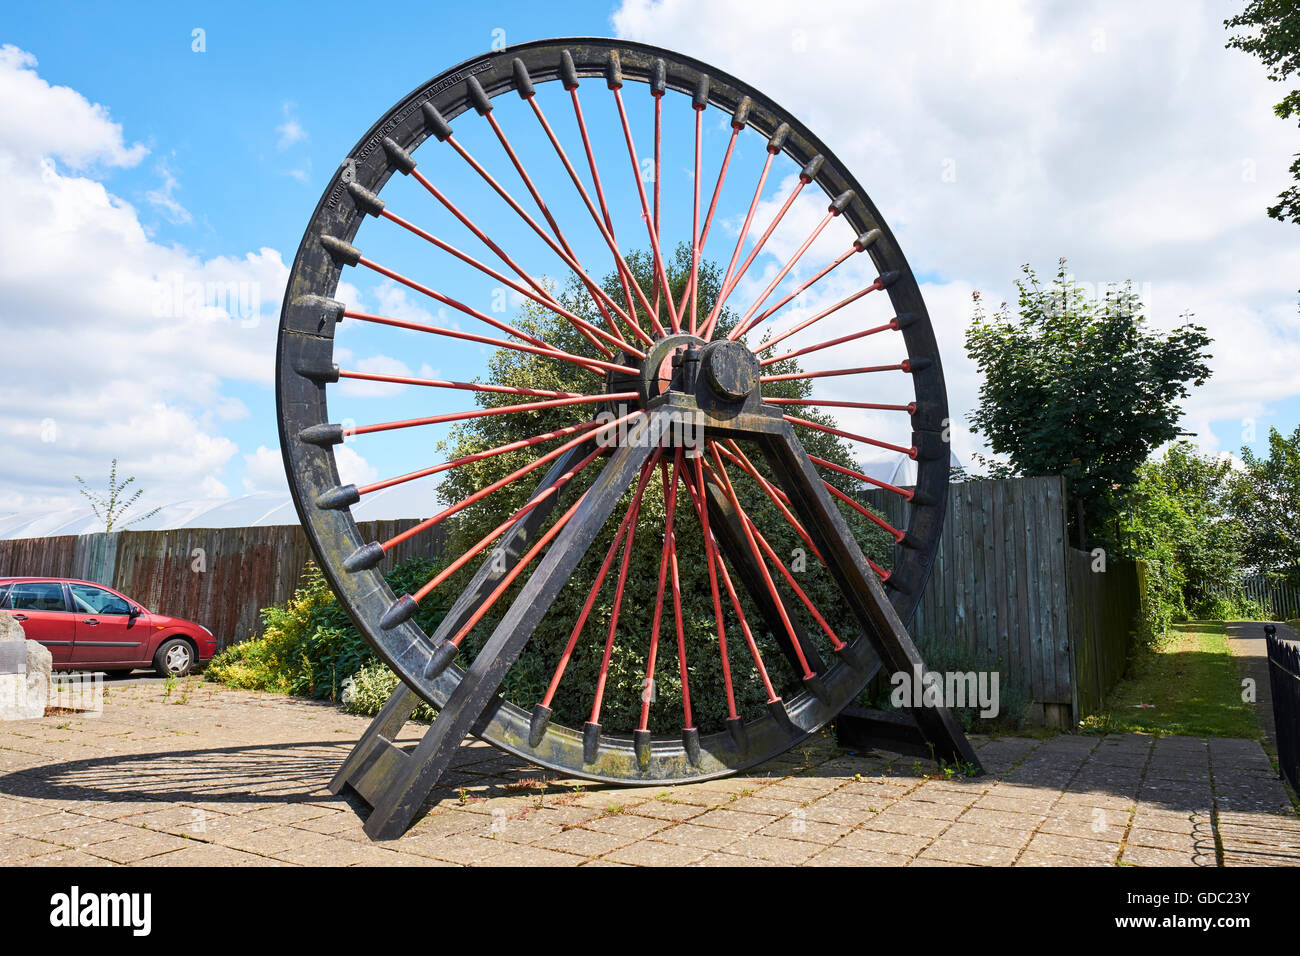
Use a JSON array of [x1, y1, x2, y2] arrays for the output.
[[1226, 424, 1300, 583], [74, 459, 161, 532], [1117, 442, 1245, 628], [965, 259, 1212, 548], [1226, 0, 1300, 224], [433, 244, 891, 734]]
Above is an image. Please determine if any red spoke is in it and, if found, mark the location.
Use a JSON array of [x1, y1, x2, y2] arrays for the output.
[[809, 454, 914, 500], [741, 231, 879, 343], [653, 85, 666, 329], [703, 150, 819, 340], [667, 450, 695, 728], [718, 175, 809, 309], [612, 85, 677, 334], [448, 486, 589, 647], [411, 443, 606, 603], [715, 440, 823, 563], [737, 505, 846, 651], [407, 163, 634, 354], [344, 308, 636, 378], [403, 166, 556, 308], [525, 94, 655, 347], [681, 458, 778, 702], [403, 167, 622, 359], [478, 105, 647, 356], [760, 361, 910, 383], [706, 445, 815, 681], [713, 542, 779, 703], [640, 450, 681, 731], [540, 454, 658, 710], [699, 150, 775, 341], [339, 370, 583, 399], [681, 123, 742, 329], [357, 417, 611, 496], [565, 85, 664, 338], [379, 207, 642, 357], [782, 414, 917, 459], [727, 202, 845, 341], [718, 440, 888, 581], [377, 410, 644, 554], [589, 449, 663, 724], [442, 130, 644, 337], [686, 106, 703, 335], [346, 392, 638, 439], [821, 480, 905, 545], [758, 307, 892, 366], [764, 397, 914, 413], [349, 251, 590, 360], [684, 453, 738, 720]]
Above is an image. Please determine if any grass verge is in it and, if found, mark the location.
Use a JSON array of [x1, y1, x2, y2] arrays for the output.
[[1080, 623, 1259, 739]]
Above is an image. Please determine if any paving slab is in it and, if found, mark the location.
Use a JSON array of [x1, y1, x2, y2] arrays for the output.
[[0, 682, 1297, 866]]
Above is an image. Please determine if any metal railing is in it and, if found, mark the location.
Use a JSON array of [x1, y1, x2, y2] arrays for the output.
[[1265, 623, 1300, 794]]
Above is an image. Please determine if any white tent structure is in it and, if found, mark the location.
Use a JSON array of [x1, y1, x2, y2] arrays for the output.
[[854, 449, 960, 489], [0, 478, 438, 540]]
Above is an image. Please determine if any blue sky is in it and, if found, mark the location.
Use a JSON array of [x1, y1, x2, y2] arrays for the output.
[[2, 0, 643, 509], [1, 0, 1297, 519]]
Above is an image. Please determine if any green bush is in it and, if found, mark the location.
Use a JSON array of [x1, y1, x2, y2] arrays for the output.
[[1189, 590, 1267, 622], [205, 558, 448, 701], [342, 660, 437, 721]]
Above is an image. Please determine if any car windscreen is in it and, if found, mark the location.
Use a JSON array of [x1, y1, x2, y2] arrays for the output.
[[69, 584, 132, 616]]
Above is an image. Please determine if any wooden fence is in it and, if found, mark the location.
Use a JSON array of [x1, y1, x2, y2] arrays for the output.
[[0, 475, 1139, 727], [869, 475, 1141, 728], [0, 521, 445, 649]]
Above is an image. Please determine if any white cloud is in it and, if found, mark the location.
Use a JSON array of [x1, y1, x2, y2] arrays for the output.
[[276, 101, 307, 150], [241, 445, 287, 494], [334, 444, 379, 487], [0, 47, 288, 511], [286, 157, 312, 184], [144, 158, 191, 225], [0, 45, 146, 170], [614, 0, 1300, 459]]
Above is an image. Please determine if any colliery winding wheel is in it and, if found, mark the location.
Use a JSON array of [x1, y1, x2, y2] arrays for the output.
[[275, 37, 980, 839]]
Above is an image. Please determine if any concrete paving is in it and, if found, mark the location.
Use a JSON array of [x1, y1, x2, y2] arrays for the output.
[[1, 679, 1298, 866]]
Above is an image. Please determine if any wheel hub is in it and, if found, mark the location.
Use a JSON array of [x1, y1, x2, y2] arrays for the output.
[[700, 340, 760, 401], [629, 334, 762, 411]]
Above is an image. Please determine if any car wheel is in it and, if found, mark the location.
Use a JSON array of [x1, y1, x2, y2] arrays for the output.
[[154, 638, 195, 677]]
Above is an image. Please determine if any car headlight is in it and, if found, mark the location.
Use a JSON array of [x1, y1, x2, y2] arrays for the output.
[[199, 625, 213, 638]]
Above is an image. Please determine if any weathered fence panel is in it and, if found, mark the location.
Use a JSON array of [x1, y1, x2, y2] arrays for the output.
[[903, 477, 1075, 725], [1065, 548, 1141, 720], [872, 475, 1138, 727], [0, 520, 445, 649]]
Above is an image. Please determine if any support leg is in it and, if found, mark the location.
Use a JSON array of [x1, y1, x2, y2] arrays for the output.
[[758, 425, 981, 770], [360, 423, 657, 839]]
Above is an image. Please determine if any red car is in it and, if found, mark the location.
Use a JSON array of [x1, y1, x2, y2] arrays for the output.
[[0, 577, 216, 676]]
